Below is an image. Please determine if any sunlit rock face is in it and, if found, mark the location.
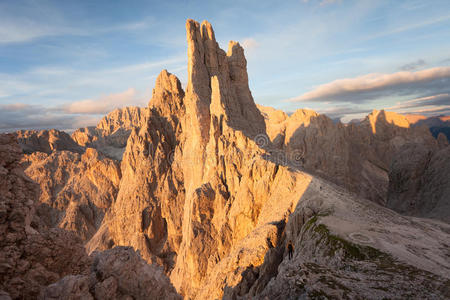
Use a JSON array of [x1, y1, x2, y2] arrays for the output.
[[21, 148, 121, 241], [105, 69, 186, 269], [0, 134, 180, 299], [16, 128, 122, 243], [99, 19, 315, 298]]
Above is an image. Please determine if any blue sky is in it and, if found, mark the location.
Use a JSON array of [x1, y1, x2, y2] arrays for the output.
[[1, 0, 450, 131]]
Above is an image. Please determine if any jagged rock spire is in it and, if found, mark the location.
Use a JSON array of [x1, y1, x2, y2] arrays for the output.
[[184, 19, 265, 143], [149, 69, 184, 114]]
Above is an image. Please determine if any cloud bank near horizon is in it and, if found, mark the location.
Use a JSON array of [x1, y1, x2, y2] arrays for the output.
[[289, 66, 450, 103], [0, 88, 148, 132]]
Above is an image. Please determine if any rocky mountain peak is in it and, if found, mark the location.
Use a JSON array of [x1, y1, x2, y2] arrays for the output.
[[364, 109, 410, 134], [97, 106, 146, 135], [185, 20, 264, 141], [149, 69, 185, 113], [15, 129, 84, 154]]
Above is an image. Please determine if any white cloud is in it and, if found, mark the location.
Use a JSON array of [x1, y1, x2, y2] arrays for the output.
[[412, 106, 450, 114], [388, 94, 450, 110], [385, 94, 450, 116], [366, 14, 450, 40], [1, 103, 31, 111], [241, 38, 259, 52], [0, 4, 154, 45]]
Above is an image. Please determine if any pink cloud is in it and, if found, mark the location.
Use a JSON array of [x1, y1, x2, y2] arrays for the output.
[[63, 88, 146, 114], [289, 66, 450, 102]]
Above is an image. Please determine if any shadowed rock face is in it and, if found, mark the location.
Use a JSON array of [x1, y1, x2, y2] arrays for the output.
[[406, 114, 450, 140], [387, 137, 450, 223], [15, 129, 84, 154], [0, 134, 92, 299]]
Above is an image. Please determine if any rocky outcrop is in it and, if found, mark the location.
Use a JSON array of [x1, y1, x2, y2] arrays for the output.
[[15, 107, 146, 243], [72, 106, 147, 160], [95, 69, 186, 273], [0, 134, 91, 299], [21, 148, 121, 241], [437, 132, 449, 148], [97, 106, 148, 135], [97, 20, 298, 299], [15, 129, 84, 154], [41, 247, 181, 300], [260, 106, 437, 205], [14, 123, 122, 243]]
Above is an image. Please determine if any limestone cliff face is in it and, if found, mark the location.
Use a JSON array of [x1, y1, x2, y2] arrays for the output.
[[15, 124, 122, 244], [0, 134, 181, 300], [104, 69, 185, 269], [22, 148, 121, 241], [97, 106, 147, 135], [260, 106, 437, 205]]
